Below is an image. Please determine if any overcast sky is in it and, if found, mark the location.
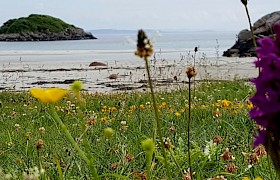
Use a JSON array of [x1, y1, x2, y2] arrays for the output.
[[1, 0, 279, 31]]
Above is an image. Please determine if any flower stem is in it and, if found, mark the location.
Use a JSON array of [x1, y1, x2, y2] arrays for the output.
[[144, 57, 172, 179], [50, 105, 99, 179], [145, 151, 153, 180], [188, 78, 192, 178], [243, 3, 260, 74]]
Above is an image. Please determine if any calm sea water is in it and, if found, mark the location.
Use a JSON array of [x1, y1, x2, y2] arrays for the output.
[[0, 30, 237, 62]]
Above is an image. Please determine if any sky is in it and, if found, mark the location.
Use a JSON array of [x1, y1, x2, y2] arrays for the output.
[[0, 0, 279, 31]]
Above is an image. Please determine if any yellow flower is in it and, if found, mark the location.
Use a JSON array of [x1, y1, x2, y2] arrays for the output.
[[30, 88, 68, 103], [175, 112, 181, 117], [221, 99, 231, 107], [254, 177, 263, 180], [242, 177, 263, 180], [247, 102, 254, 109], [139, 104, 145, 109]]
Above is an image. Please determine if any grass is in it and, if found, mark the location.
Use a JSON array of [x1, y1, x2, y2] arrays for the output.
[[0, 80, 276, 179], [0, 14, 73, 34]]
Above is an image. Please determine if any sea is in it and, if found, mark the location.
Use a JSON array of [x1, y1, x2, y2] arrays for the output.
[[0, 30, 238, 63]]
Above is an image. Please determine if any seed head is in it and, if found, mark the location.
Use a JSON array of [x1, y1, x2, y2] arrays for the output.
[[241, 0, 247, 6], [212, 135, 222, 144], [135, 29, 153, 59], [186, 67, 197, 79], [221, 148, 234, 161], [225, 162, 238, 173], [36, 139, 44, 150], [253, 144, 267, 157]]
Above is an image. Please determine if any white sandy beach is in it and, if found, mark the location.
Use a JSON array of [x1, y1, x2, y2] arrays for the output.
[[0, 50, 258, 93]]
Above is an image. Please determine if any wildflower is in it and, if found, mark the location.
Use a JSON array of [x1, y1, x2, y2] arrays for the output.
[[86, 116, 96, 126], [39, 127, 45, 134], [221, 148, 234, 161], [212, 135, 223, 144], [183, 171, 192, 180], [26, 132, 31, 141], [214, 108, 222, 117], [139, 104, 145, 109], [186, 67, 197, 79], [163, 138, 174, 150], [30, 88, 68, 103], [175, 112, 181, 117], [242, 177, 263, 180], [110, 162, 119, 170], [249, 24, 280, 170], [14, 124, 20, 131], [124, 153, 134, 162], [247, 152, 259, 164], [120, 121, 128, 132], [135, 29, 153, 58], [253, 144, 267, 157], [36, 139, 44, 150], [221, 99, 231, 108], [207, 176, 227, 180], [168, 125, 176, 133], [225, 162, 238, 173]]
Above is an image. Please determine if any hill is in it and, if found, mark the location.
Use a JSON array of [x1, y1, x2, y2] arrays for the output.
[[0, 14, 96, 41]]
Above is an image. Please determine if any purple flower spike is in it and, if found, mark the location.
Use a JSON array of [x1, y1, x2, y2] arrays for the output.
[[249, 23, 280, 174]]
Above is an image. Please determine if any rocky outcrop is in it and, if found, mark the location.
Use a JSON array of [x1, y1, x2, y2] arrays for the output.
[[223, 11, 280, 57], [89, 62, 107, 67], [0, 27, 96, 41], [0, 14, 97, 41]]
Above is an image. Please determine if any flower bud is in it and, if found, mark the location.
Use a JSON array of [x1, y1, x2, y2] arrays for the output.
[[186, 67, 197, 79], [71, 81, 83, 92], [141, 138, 155, 152], [103, 127, 114, 138]]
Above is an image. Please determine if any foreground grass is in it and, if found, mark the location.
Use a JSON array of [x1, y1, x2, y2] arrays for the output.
[[0, 80, 276, 179]]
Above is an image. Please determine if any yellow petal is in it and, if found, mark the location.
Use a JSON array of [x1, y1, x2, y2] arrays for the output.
[[30, 88, 68, 103], [254, 177, 263, 180], [242, 177, 250, 180]]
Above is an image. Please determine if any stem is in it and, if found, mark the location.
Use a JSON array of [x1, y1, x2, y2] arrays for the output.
[[188, 78, 192, 178], [144, 58, 172, 179], [169, 150, 184, 177], [145, 151, 153, 180], [244, 4, 260, 74], [193, 52, 196, 97], [50, 105, 99, 179]]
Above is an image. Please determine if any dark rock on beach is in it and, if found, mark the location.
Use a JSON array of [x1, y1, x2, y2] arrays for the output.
[[89, 62, 107, 67], [223, 11, 280, 57], [0, 14, 96, 41]]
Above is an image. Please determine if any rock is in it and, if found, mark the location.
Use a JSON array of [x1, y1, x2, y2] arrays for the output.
[[89, 62, 107, 67], [108, 74, 118, 80], [253, 11, 280, 36], [238, 29, 251, 42], [0, 14, 97, 41], [223, 11, 280, 57]]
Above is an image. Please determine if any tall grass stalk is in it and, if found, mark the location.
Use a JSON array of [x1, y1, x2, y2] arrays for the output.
[[241, 0, 259, 74], [187, 77, 192, 178], [144, 57, 172, 179], [49, 105, 99, 179]]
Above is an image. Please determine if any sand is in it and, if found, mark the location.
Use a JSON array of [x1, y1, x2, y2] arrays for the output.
[[0, 50, 258, 93]]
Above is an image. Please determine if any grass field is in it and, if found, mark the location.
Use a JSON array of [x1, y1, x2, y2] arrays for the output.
[[0, 80, 276, 179]]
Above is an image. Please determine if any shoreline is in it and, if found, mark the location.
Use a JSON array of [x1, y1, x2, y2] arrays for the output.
[[0, 51, 258, 93]]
